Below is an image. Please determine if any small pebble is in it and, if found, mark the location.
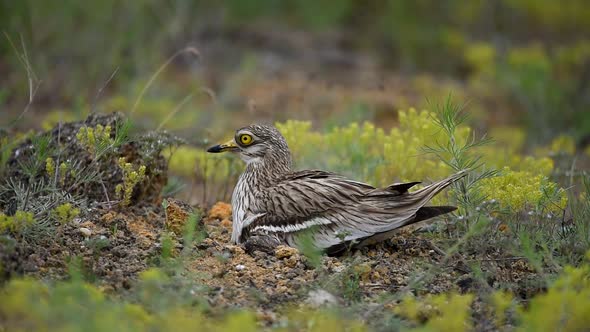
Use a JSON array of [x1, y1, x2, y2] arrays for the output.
[[306, 289, 339, 308], [79, 227, 92, 237], [235, 264, 246, 271]]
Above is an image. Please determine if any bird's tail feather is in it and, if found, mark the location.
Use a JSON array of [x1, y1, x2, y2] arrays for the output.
[[394, 170, 467, 227], [334, 171, 467, 255], [404, 170, 467, 206]]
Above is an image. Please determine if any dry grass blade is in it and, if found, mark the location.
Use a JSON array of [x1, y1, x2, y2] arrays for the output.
[[2, 32, 41, 127], [156, 93, 194, 131], [130, 47, 200, 115], [90, 67, 120, 115]]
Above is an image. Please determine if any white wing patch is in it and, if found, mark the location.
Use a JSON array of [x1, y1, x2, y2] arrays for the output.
[[253, 217, 333, 233], [243, 213, 266, 228]]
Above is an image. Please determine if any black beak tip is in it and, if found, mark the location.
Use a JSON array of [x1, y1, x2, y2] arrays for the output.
[[207, 145, 222, 153]]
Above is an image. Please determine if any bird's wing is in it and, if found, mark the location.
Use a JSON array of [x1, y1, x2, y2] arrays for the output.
[[245, 170, 424, 250]]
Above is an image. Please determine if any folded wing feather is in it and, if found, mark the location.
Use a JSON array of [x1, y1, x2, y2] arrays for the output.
[[245, 170, 467, 251]]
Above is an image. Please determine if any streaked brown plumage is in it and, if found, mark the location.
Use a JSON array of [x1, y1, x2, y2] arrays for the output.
[[207, 124, 466, 254]]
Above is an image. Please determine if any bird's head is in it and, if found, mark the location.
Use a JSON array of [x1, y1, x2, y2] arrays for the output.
[[207, 124, 292, 169]]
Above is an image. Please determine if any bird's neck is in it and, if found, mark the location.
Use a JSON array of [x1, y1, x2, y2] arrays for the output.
[[244, 153, 291, 186]]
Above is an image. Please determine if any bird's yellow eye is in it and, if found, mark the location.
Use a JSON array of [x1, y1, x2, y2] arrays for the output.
[[239, 134, 253, 145]]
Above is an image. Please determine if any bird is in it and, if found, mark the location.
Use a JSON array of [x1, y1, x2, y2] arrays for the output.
[[207, 124, 466, 255]]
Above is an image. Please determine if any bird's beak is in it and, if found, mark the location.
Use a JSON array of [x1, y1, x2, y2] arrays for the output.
[[207, 139, 239, 153]]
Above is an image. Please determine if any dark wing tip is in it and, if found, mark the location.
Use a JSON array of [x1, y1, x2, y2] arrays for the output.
[[386, 181, 422, 194], [414, 206, 457, 222]]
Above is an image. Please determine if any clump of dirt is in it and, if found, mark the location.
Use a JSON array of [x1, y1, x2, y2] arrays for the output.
[[1, 112, 183, 213]]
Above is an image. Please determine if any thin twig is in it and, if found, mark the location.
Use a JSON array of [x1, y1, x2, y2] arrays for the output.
[[99, 179, 112, 209]]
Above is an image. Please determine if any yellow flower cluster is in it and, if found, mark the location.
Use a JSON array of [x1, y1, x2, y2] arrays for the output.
[[464, 42, 496, 77], [475, 126, 555, 176], [549, 135, 576, 156], [76, 124, 113, 155], [45, 158, 70, 186], [45, 157, 55, 175], [59, 162, 68, 186], [479, 167, 567, 212], [507, 43, 551, 73], [277, 109, 469, 186], [0, 211, 35, 233], [115, 158, 146, 206], [52, 203, 80, 225]]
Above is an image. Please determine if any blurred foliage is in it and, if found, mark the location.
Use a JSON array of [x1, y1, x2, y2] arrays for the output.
[[517, 260, 590, 331], [2, 257, 590, 331], [393, 259, 590, 331], [2, 0, 589, 141], [396, 293, 474, 332], [102, 95, 201, 131], [0, 265, 366, 332]]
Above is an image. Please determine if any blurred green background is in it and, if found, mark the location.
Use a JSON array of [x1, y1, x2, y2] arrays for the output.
[[2, 0, 589, 142]]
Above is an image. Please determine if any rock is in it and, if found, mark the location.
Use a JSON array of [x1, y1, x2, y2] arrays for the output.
[[79, 221, 95, 229], [79, 227, 92, 238], [306, 289, 339, 308], [275, 245, 299, 259], [235, 264, 246, 271]]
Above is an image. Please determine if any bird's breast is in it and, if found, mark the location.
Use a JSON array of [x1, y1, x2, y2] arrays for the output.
[[231, 174, 259, 244]]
